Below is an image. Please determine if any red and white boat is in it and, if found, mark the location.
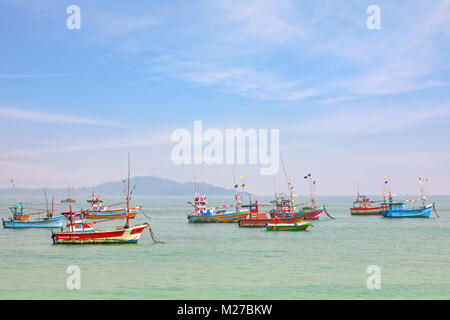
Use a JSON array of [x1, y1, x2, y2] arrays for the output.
[[52, 211, 150, 244], [239, 200, 305, 227], [350, 185, 386, 215], [52, 154, 160, 245]]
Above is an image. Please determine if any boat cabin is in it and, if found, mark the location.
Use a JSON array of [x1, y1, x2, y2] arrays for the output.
[[9, 203, 28, 221], [65, 212, 94, 233]]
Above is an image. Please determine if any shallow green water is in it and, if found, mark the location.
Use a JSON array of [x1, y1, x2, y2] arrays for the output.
[[0, 195, 449, 299]]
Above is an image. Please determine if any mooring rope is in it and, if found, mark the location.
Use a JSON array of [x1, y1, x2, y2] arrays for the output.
[[432, 203, 439, 218], [323, 205, 335, 220], [144, 222, 164, 244]]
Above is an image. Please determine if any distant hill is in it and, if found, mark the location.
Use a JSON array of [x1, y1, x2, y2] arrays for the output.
[[0, 176, 234, 198]]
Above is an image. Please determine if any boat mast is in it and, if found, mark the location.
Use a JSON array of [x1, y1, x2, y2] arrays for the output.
[[382, 176, 387, 204], [232, 169, 239, 212], [356, 183, 360, 202], [124, 153, 131, 228], [44, 189, 50, 219], [419, 177, 427, 206], [280, 156, 294, 212], [272, 174, 278, 201], [308, 174, 315, 205], [388, 177, 392, 202]]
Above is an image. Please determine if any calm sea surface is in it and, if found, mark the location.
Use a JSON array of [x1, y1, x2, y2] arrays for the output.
[[0, 195, 449, 299]]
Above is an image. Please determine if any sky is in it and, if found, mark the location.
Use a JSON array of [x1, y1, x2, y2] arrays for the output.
[[0, 0, 449, 196]]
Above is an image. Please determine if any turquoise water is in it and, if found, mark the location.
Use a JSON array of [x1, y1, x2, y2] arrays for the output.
[[0, 195, 449, 299]]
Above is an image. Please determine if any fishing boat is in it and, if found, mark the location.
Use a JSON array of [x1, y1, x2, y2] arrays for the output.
[[270, 161, 333, 220], [297, 205, 325, 219], [52, 154, 162, 244], [61, 193, 141, 219], [350, 184, 386, 215], [60, 185, 76, 203], [294, 173, 327, 220], [187, 193, 249, 223], [381, 201, 434, 218], [187, 172, 250, 223], [266, 221, 311, 231], [52, 210, 151, 244], [2, 200, 65, 229], [350, 195, 386, 215], [239, 200, 305, 228], [381, 178, 438, 218]]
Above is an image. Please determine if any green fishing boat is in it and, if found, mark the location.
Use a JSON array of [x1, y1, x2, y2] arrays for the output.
[[266, 221, 311, 231]]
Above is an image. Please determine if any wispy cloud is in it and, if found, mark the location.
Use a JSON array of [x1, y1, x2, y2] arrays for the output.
[[296, 103, 450, 136], [218, 0, 305, 43], [329, 0, 450, 96], [178, 64, 318, 101], [150, 57, 319, 101], [0, 133, 170, 159], [0, 107, 122, 127], [0, 74, 73, 79]]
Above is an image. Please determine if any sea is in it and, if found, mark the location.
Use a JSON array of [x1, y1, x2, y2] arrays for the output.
[[0, 195, 449, 299]]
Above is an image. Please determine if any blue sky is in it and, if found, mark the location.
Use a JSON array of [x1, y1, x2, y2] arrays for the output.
[[0, 0, 449, 196]]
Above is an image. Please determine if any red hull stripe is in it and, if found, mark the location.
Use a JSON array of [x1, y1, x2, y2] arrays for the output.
[[55, 229, 125, 240]]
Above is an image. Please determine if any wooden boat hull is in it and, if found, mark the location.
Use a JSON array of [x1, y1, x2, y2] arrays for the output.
[[239, 215, 303, 228], [266, 222, 311, 231], [2, 216, 66, 229], [187, 210, 250, 223], [350, 206, 385, 215], [52, 224, 149, 244], [382, 205, 432, 218], [291, 207, 323, 220]]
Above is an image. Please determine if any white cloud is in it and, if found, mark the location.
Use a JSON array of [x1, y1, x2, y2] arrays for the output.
[[0, 107, 121, 127]]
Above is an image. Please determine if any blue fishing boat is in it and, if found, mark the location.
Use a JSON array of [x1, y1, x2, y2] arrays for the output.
[[2, 202, 66, 229], [381, 201, 434, 218], [381, 178, 438, 218], [187, 171, 250, 223]]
